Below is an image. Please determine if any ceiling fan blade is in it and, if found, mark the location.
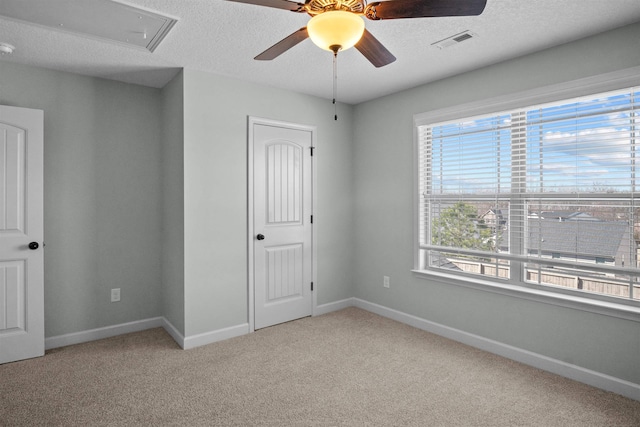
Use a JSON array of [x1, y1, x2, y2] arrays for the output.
[[365, 0, 487, 20], [355, 29, 396, 68], [226, 0, 306, 12], [255, 27, 309, 60]]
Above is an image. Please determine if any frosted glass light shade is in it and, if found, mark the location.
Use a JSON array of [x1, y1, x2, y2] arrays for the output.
[[307, 11, 365, 52]]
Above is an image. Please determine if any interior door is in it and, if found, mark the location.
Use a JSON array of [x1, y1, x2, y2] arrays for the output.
[[0, 105, 44, 364], [251, 120, 313, 330]]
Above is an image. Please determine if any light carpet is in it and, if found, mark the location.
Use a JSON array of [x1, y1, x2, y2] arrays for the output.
[[1, 307, 639, 426]]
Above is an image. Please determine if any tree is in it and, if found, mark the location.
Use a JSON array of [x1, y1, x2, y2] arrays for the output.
[[431, 201, 494, 252]]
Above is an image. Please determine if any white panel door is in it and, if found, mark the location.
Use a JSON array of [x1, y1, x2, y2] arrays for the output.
[[252, 121, 313, 330], [0, 105, 44, 364]]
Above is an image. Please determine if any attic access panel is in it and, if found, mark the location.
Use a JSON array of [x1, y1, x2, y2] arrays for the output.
[[0, 0, 177, 52]]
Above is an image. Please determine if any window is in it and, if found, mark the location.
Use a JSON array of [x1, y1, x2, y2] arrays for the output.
[[416, 85, 640, 306]]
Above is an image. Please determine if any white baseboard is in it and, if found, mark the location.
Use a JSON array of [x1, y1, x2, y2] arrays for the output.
[[314, 297, 355, 316], [43, 298, 639, 401], [45, 317, 164, 350], [161, 318, 185, 349], [182, 323, 249, 350], [353, 298, 640, 401], [46, 317, 250, 352]]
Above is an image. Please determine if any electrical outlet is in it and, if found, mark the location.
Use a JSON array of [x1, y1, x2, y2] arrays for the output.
[[111, 288, 121, 302], [383, 276, 390, 288]]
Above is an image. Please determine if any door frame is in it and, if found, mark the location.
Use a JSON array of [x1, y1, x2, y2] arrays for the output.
[[247, 116, 317, 332]]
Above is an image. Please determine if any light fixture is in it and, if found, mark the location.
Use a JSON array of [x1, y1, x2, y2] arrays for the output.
[[307, 10, 365, 53]]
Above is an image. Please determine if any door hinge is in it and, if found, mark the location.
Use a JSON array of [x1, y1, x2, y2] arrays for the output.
[[311, 215, 313, 224], [311, 282, 314, 291], [310, 146, 314, 156]]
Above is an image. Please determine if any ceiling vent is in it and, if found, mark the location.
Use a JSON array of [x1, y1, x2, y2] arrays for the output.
[[431, 30, 477, 49], [0, 0, 177, 52]]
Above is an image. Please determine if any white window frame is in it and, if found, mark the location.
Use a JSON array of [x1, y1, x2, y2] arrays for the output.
[[413, 67, 640, 323]]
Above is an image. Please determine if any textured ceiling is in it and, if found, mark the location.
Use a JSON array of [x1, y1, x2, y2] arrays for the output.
[[1, 0, 640, 104]]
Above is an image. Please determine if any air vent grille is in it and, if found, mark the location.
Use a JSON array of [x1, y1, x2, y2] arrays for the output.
[[453, 33, 473, 43], [432, 31, 476, 49]]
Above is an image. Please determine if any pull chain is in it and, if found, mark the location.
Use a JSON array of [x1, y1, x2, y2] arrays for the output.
[[332, 49, 338, 121]]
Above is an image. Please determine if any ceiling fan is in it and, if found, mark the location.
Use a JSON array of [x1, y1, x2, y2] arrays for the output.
[[227, 0, 487, 67]]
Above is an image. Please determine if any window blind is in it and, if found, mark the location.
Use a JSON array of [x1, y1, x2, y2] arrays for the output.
[[417, 87, 640, 302]]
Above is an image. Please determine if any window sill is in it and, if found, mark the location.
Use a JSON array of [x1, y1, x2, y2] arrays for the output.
[[412, 269, 640, 323]]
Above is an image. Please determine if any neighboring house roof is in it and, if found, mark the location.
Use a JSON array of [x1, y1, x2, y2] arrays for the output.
[[537, 211, 597, 221], [480, 209, 507, 224], [430, 253, 463, 271], [527, 219, 627, 258], [482, 209, 506, 216]]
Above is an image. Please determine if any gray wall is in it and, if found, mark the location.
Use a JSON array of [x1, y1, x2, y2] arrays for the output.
[[352, 23, 640, 384], [0, 61, 355, 340], [182, 69, 354, 337], [0, 61, 163, 337], [161, 71, 185, 335]]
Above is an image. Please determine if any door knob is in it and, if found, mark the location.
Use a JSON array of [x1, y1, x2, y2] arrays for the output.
[[256, 234, 265, 241], [28, 242, 39, 250]]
